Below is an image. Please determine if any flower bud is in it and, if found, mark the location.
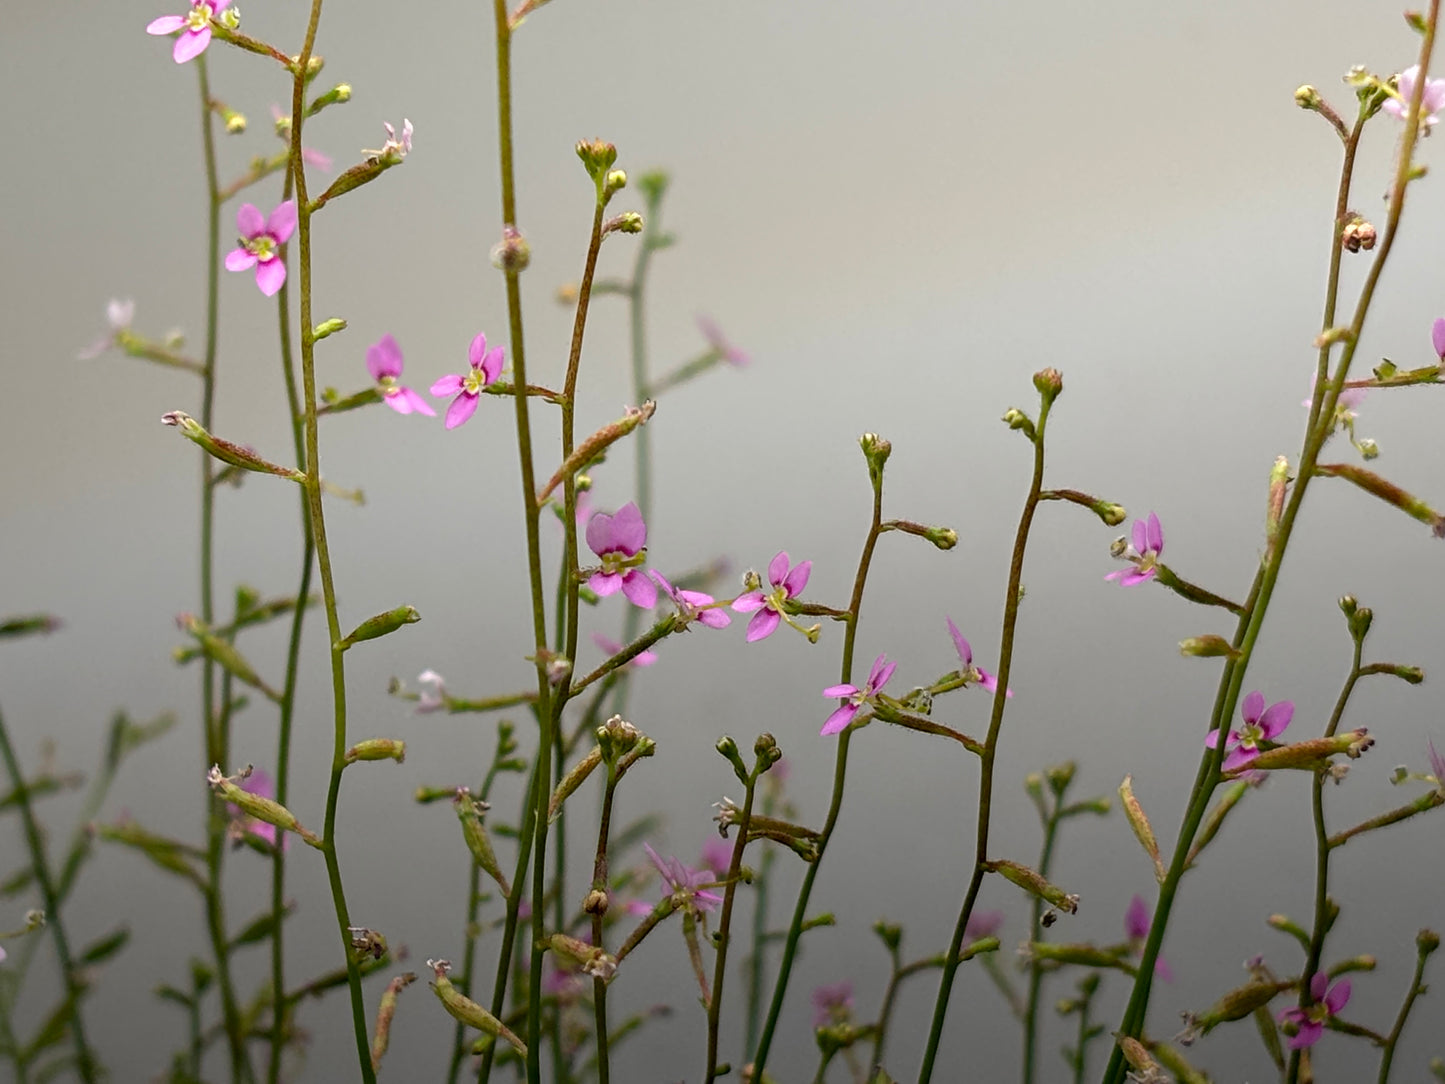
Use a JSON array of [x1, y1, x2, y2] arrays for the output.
[[162, 411, 304, 482], [337, 605, 420, 650], [603, 211, 644, 235], [604, 169, 627, 196], [584, 889, 609, 916], [429, 959, 528, 1054], [1032, 367, 1063, 401], [308, 83, 351, 117], [1024, 772, 1045, 800], [344, 738, 406, 765], [454, 791, 510, 896], [716, 736, 748, 781], [1045, 762, 1076, 797], [490, 224, 531, 274], [313, 317, 347, 340], [637, 170, 670, 205], [543, 933, 618, 980], [1358, 438, 1379, 459], [885, 519, 958, 549], [576, 139, 619, 181], [598, 715, 641, 764], [985, 858, 1078, 913], [1295, 84, 1323, 110], [1341, 212, 1377, 253], [1265, 456, 1291, 560], [1002, 408, 1037, 440], [1179, 635, 1240, 659], [859, 433, 892, 483], [1418, 928, 1441, 955], [224, 110, 247, 134], [872, 919, 903, 953]]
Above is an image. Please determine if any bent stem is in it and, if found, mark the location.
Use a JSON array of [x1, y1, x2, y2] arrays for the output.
[[1101, 16, 1439, 1080], [287, 3, 376, 1079], [705, 761, 761, 1084], [749, 456, 887, 1079], [917, 385, 1055, 1083]]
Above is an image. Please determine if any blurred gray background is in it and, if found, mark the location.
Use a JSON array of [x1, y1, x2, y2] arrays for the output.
[[4, 0, 1445, 1080]]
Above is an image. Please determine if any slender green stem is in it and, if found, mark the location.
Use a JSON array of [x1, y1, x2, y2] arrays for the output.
[[751, 467, 887, 1078], [705, 764, 760, 1083], [918, 391, 1054, 1083], [1376, 938, 1434, 1084], [267, 164, 312, 1084], [1284, 638, 1362, 1084], [0, 706, 99, 1083], [1101, 18, 1438, 1080], [744, 792, 778, 1054], [1022, 799, 1063, 1084], [194, 53, 250, 1084], [286, 5, 376, 1079], [874, 953, 945, 1071], [589, 770, 621, 1084]]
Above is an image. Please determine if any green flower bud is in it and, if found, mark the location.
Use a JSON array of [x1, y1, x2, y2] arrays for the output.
[[1032, 367, 1063, 401], [1002, 408, 1036, 440], [313, 317, 347, 340], [576, 139, 619, 179], [429, 960, 527, 1055], [337, 605, 420, 651], [344, 738, 406, 765], [1295, 84, 1323, 110], [716, 736, 748, 781], [1179, 635, 1240, 659]]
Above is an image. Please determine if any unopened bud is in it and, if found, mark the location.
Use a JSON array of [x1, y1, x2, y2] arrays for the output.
[[308, 83, 351, 117], [1032, 367, 1063, 401], [886, 519, 957, 549], [543, 933, 617, 980], [716, 736, 748, 781], [576, 139, 618, 180], [604, 169, 627, 195], [429, 960, 527, 1054], [986, 858, 1078, 913], [1002, 408, 1036, 440], [1179, 635, 1239, 659], [1045, 762, 1076, 796], [225, 111, 247, 134], [313, 317, 348, 340], [859, 433, 892, 481], [344, 738, 406, 765], [1296, 84, 1323, 110], [1341, 213, 1377, 253], [584, 889, 609, 916], [490, 224, 531, 273], [1418, 928, 1441, 955], [337, 605, 420, 650], [603, 211, 644, 235], [1024, 773, 1044, 800]]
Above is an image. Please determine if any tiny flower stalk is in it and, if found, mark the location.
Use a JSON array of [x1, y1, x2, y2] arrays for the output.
[[1038, 488, 1129, 527], [1378, 930, 1442, 1083]]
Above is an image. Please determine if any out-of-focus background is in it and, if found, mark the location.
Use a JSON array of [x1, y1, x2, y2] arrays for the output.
[[4, 0, 1445, 1079]]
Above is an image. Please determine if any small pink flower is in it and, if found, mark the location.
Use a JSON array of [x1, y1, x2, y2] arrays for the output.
[[1433, 318, 1445, 362], [224, 201, 296, 297], [146, 0, 231, 64], [696, 315, 750, 367], [1382, 65, 1445, 128], [363, 119, 413, 163], [365, 335, 435, 416], [820, 653, 896, 736], [731, 551, 811, 642], [227, 770, 286, 850], [1106, 512, 1163, 587], [585, 503, 657, 608], [592, 632, 657, 669], [699, 837, 733, 878], [947, 618, 1011, 697], [643, 843, 721, 914], [811, 980, 854, 1028], [651, 570, 731, 630], [1205, 690, 1294, 772], [1124, 894, 1173, 982], [1278, 972, 1351, 1049], [964, 910, 1004, 941], [430, 332, 504, 429]]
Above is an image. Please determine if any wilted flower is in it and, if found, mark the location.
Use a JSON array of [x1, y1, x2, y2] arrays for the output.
[[224, 201, 296, 298], [1205, 690, 1294, 771], [415, 669, 446, 714], [78, 299, 136, 360], [732, 551, 812, 642], [585, 503, 657, 608], [651, 570, 731, 630], [696, 315, 750, 367], [430, 332, 504, 429], [1382, 65, 1445, 128], [1106, 513, 1163, 586], [811, 980, 854, 1028], [820, 653, 896, 736], [366, 335, 435, 416], [1278, 972, 1350, 1049], [947, 618, 1010, 696], [643, 843, 721, 914], [363, 119, 413, 163], [146, 0, 231, 64]]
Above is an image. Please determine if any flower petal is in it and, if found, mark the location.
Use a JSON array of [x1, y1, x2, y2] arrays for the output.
[[608, 502, 648, 554], [1323, 977, 1350, 1014], [395, 387, 435, 416], [236, 202, 265, 239], [430, 374, 463, 397], [586, 509, 617, 557], [255, 258, 287, 297], [766, 551, 791, 587], [621, 570, 657, 609], [1240, 690, 1265, 726], [1223, 745, 1259, 772], [822, 683, 860, 699], [946, 617, 972, 666], [1288, 1020, 1323, 1050], [443, 392, 479, 430], [820, 703, 859, 736], [367, 334, 403, 380], [1256, 699, 1294, 741], [224, 248, 257, 272], [782, 559, 812, 598], [589, 571, 622, 597], [731, 590, 765, 614], [1145, 512, 1163, 554], [480, 346, 505, 384], [1131, 517, 1149, 554], [1124, 895, 1150, 940], [1432, 318, 1445, 361], [147, 15, 186, 33], [266, 200, 297, 243], [172, 25, 210, 63], [468, 331, 489, 367], [745, 609, 780, 642]]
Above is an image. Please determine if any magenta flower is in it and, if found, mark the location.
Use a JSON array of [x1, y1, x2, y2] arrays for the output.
[[964, 910, 1004, 941], [1205, 690, 1294, 771], [365, 335, 435, 416], [1427, 737, 1445, 791], [585, 503, 657, 608], [1278, 972, 1351, 1049], [947, 617, 1011, 697], [821, 653, 896, 736], [592, 632, 657, 669], [146, 0, 231, 63], [699, 837, 733, 879], [1383, 65, 1445, 128], [643, 843, 722, 914], [1106, 512, 1164, 586], [1124, 895, 1173, 982], [651, 570, 731, 630], [1434, 319, 1445, 362], [696, 315, 750, 367], [811, 980, 855, 1028], [224, 201, 296, 298], [430, 333, 504, 429], [731, 551, 812, 642]]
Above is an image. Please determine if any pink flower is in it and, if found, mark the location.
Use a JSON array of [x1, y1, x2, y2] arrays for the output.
[[821, 653, 896, 736], [696, 315, 750, 367], [947, 618, 1011, 697], [592, 632, 657, 669], [731, 551, 811, 642], [430, 332, 504, 429], [699, 837, 733, 879], [651, 570, 731, 630], [1205, 690, 1294, 772], [1106, 512, 1163, 587], [1278, 972, 1351, 1049], [643, 843, 721, 914], [1427, 737, 1445, 791], [1433, 318, 1445, 362], [811, 980, 854, 1028], [224, 201, 296, 297], [585, 503, 657, 608], [1383, 65, 1445, 128], [365, 335, 435, 416], [363, 119, 413, 163], [964, 910, 1004, 941], [1304, 372, 1365, 422], [146, 0, 230, 64], [1124, 894, 1173, 982]]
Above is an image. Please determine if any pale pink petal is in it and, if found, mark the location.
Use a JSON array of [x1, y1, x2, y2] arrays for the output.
[[697, 608, 731, 629], [946, 617, 973, 666], [1204, 728, 1224, 750], [430, 374, 464, 397], [255, 258, 287, 297], [870, 658, 897, 692], [147, 15, 186, 34], [1323, 978, 1350, 1014], [1223, 745, 1259, 772], [235, 203, 265, 239], [730, 590, 765, 614], [224, 248, 257, 272], [479, 346, 505, 384], [820, 704, 858, 736], [746, 609, 781, 642], [620, 570, 657, 609], [367, 334, 404, 380], [1144, 512, 1163, 554], [608, 502, 648, 555], [766, 551, 791, 586], [1131, 518, 1148, 554], [586, 510, 616, 556], [173, 26, 211, 63], [1119, 568, 1156, 587], [266, 200, 298, 243], [589, 571, 622, 597], [822, 683, 859, 699], [213, 0, 232, 10], [444, 392, 479, 430], [1432, 319, 1445, 360], [392, 387, 435, 416], [468, 332, 489, 368]]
